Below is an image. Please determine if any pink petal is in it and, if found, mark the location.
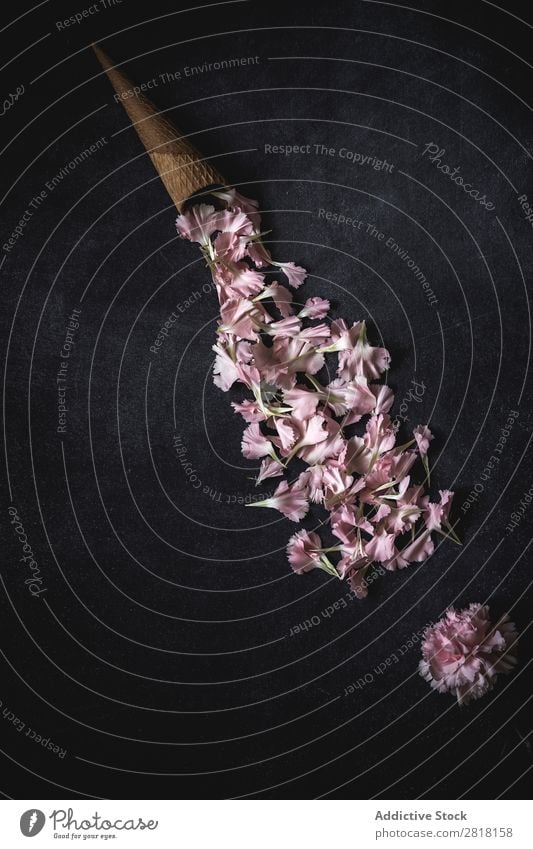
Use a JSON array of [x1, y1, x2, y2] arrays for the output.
[[286, 529, 322, 573], [256, 457, 284, 485], [274, 418, 296, 451], [247, 240, 272, 267], [279, 262, 307, 289], [241, 423, 273, 459], [399, 530, 434, 563], [176, 204, 218, 243], [265, 282, 293, 317], [232, 400, 266, 423], [299, 297, 330, 319], [413, 424, 434, 457], [365, 530, 396, 563], [370, 383, 395, 414]]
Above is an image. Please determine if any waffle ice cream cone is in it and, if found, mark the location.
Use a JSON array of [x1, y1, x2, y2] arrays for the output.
[[93, 44, 225, 211]]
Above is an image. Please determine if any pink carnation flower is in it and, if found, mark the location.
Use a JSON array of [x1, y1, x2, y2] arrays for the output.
[[213, 231, 248, 262], [241, 423, 276, 460], [323, 320, 390, 380], [213, 187, 261, 228], [256, 457, 284, 485], [213, 208, 254, 237], [413, 424, 433, 457], [246, 479, 309, 522], [276, 261, 307, 288], [177, 187, 456, 598], [265, 316, 302, 339], [298, 297, 330, 319], [176, 204, 218, 243], [370, 383, 395, 414], [231, 399, 265, 423], [419, 604, 518, 705], [365, 529, 396, 563], [261, 282, 293, 317], [424, 489, 454, 531], [227, 266, 265, 298], [247, 240, 272, 267], [282, 385, 320, 420], [286, 529, 322, 573]]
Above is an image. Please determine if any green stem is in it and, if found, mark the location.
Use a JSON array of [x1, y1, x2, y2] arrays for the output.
[[317, 555, 341, 578]]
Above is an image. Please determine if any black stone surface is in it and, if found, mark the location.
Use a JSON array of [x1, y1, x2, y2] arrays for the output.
[[0, 0, 532, 799]]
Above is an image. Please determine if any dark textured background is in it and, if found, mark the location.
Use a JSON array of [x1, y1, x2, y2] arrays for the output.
[[1, 0, 532, 799]]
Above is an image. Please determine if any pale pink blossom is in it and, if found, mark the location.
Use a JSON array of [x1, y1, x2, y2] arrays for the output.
[[413, 424, 434, 457], [379, 501, 421, 535], [213, 348, 239, 391], [229, 262, 265, 298], [274, 418, 296, 451], [370, 383, 395, 414], [365, 529, 396, 563], [322, 466, 355, 510], [256, 457, 284, 485], [397, 529, 434, 564], [232, 399, 265, 423], [293, 415, 344, 465], [176, 204, 218, 243], [178, 191, 455, 600], [327, 318, 361, 350], [363, 414, 397, 456], [273, 336, 325, 380], [357, 463, 399, 506], [260, 282, 293, 317], [320, 377, 376, 422], [419, 604, 518, 705], [241, 423, 276, 460], [234, 362, 261, 393], [325, 321, 390, 381], [212, 336, 252, 391], [213, 231, 248, 262], [265, 316, 302, 338], [338, 337, 390, 381], [338, 536, 369, 577], [213, 208, 254, 236], [247, 479, 309, 521], [299, 464, 328, 503], [424, 489, 454, 531], [389, 450, 418, 481], [286, 529, 322, 573], [247, 240, 272, 267], [276, 261, 307, 288], [219, 297, 261, 340], [250, 343, 296, 391], [330, 503, 373, 543], [345, 435, 373, 475], [213, 188, 261, 228], [296, 324, 331, 345], [299, 428, 346, 465], [282, 385, 320, 420], [298, 297, 330, 319], [287, 414, 329, 456]]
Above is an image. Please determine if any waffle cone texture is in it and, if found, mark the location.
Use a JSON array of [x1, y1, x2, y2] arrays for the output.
[[93, 45, 225, 211]]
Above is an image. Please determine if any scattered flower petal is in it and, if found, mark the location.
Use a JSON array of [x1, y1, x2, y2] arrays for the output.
[[177, 191, 455, 599], [299, 297, 330, 319], [286, 529, 322, 573], [256, 457, 284, 485], [241, 423, 275, 460]]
